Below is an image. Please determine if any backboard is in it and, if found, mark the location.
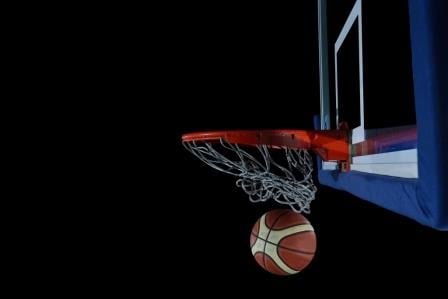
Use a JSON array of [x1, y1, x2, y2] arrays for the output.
[[316, 0, 448, 230]]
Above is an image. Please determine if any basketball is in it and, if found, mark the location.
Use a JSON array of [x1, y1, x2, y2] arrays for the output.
[[250, 209, 316, 275]]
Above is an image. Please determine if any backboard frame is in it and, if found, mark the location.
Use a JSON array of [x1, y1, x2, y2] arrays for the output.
[[316, 0, 448, 230]]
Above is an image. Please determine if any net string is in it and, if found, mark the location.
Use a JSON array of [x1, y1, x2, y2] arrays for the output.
[[183, 139, 317, 213]]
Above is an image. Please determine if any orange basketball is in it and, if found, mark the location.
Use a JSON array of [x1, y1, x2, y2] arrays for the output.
[[250, 209, 316, 275]]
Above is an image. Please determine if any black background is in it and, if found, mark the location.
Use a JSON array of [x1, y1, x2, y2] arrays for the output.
[[144, 0, 447, 292]]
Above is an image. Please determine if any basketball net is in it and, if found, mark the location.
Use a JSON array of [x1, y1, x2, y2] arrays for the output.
[[183, 139, 317, 213]]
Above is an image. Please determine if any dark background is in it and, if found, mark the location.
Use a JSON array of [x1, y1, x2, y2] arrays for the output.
[[149, 0, 447, 292]]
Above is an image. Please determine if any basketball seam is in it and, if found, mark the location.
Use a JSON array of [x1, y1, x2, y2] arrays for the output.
[[275, 230, 316, 254], [268, 222, 311, 231], [251, 234, 316, 255], [263, 253, 289, 276], [262, 210, 291, 270], [276, 247, 310, 272]]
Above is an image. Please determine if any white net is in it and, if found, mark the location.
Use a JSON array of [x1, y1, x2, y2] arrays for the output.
[[183, 139, 317, 213]]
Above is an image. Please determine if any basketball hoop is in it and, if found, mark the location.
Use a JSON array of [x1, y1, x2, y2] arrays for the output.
[[182, 130, 348, 213]]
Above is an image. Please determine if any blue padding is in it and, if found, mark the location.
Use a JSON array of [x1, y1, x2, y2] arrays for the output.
[[318, 169, 425, 219], [409, 0, 448, 230], [315, 0, 447, 230], [313, 116, 429, 228]]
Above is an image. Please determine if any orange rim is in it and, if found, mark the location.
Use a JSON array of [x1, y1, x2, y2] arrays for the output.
[[182, 129, 349, 161]]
